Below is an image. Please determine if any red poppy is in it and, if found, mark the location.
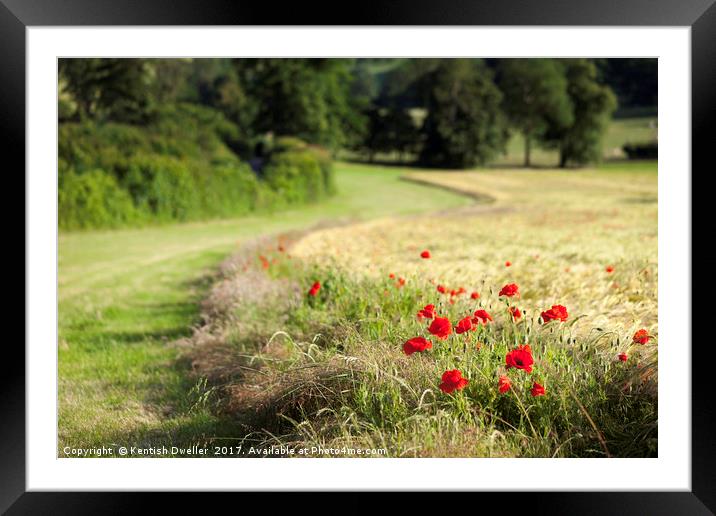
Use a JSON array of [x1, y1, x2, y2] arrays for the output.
[[389, 273, 395, 279], [439, 369, 469, 394], [509, 306, 522, 320], [472, 309, 493, 325], [606, 265, 615, 273], [259, 255, 270, 269], [530, 382, 546, 397], [505, 261, 512, 267], [428, 316, 452, 340], [541, 304, 569, 323], [308, 281, 321, 297], [417, 304, 437, 320], [437, 284, 448, 294], [421, 250, 431, 259], [505, 347, 534, 373], [455, 316, 474, 334], [450, 289, 458, 297], [403, 337, 433, 356], [397, 277, 406, 287], [470, 292, 480, 300], [499, 283, 519, 297], [633, 329, 650, 344], [456, 287, 466, 295], [618, 353, 628, 362], [498, 375, 511, 394], [518, 343, 532, 353]]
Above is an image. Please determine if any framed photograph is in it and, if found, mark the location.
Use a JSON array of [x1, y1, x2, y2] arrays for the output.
[[7, 0, 711, 511]]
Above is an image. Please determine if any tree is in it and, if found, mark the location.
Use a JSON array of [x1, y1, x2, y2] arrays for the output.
[[58, 58, 103, 120], [497, 59, 573, 167], [59, 58, 152, 123], [595, 58, 656, 112], [145, 59, 192, 104], [231, 59, 366, 151], [360, 106, 421, 162], [419, 59, 507, 168], [544, 60, 617, 167]]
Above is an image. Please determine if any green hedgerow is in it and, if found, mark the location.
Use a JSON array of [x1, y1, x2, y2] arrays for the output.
[[58, 169, 143, 230]]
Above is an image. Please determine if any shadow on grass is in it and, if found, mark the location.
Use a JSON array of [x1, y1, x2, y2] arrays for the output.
[[64, 298, 194, 359], [81, 412, 250, 457], [93, 326, 191, 344], [59, 266, 256, 454]]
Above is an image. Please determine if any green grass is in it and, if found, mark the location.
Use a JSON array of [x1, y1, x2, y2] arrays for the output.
[[58, 162, 473, 455]]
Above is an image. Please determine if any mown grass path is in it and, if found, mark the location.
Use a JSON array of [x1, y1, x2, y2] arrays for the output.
[[58, 162, 473, 453]]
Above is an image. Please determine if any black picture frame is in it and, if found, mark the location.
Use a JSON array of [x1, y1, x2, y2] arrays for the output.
[[4, 1, 711, 512]]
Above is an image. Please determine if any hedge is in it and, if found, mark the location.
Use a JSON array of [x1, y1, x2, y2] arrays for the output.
[[59, 169, 143, 230], [58, 109, 336, 231], [262, 150, 326, 205]]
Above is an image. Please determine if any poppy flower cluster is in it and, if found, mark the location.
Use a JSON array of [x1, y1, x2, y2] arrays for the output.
[[308, 281, 321, 297], [472, 309, 493, 325], [403, 336, 433, 356], [541, 304, 569, 323], [387, 273, 406, 288], [450, 287, 467, 297], [385, 250, 649, 404], [428, 316, 453, 340], [416, 304, 437, 320], [410, 301, 498, 395], [455, 316, 474, 334], [498, 375, 511, 393], [435, 284, 476, 299], [633, 329, 650, 344], [530, 382, 546, 397], [439, 369, 469, 393], [505, 344, 534, 373], [502, 345, 546, 397], [499, 283, 519, 297]]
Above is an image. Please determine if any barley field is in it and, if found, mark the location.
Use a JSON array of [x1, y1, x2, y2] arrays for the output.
[[179, 161, 658, 458]]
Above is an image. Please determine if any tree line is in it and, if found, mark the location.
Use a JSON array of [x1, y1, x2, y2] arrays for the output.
[[60, 58, 655, 169]]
